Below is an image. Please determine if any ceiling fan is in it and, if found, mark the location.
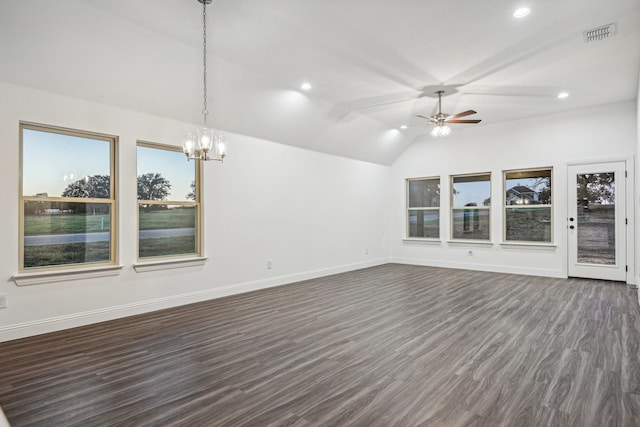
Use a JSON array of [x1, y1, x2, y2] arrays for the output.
[[416, 90, 481, 137]]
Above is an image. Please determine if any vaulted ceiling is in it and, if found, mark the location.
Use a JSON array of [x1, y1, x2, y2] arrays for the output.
[[1, 0, 638, 165]]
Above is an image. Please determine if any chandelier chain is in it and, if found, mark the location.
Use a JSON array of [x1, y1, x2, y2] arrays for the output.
[[202, 0, 208, 126]]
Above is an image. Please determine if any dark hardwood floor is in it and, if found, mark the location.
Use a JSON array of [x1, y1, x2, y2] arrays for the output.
[[1, 264, 640, 426]]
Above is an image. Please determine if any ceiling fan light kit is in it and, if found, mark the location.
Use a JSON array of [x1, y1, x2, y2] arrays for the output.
[[417, 90, 482, 138], [431, 124, 451, 138]]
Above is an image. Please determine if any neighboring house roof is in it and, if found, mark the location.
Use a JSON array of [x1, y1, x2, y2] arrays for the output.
[[506, 185, 540, 205], [507, 186, 536, 196]]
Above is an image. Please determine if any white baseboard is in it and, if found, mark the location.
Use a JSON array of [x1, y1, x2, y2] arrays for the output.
[[0, 258, 388, 343], [0, 405, 8, 427], [390, 257, 565, 278]]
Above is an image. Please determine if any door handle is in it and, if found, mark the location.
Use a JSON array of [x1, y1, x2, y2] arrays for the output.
[[569, 225, 575, 229], [569, 217, 574, 222]]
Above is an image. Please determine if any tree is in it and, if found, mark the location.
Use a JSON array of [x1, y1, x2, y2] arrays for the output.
[[578, 173, 615, 204], [61, 175, 110, 198], [531, 176, 552, 204], [137, 173, 172, 201], [186, 180, 196, 201]]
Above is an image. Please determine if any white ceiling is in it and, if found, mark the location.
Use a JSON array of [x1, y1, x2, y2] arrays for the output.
[[1, 0, 638, 165]]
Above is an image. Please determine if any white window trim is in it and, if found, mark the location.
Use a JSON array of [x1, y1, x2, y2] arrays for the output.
[[447, 240, 494, 247], [450, 172, 492, 242], [402, 238, 442, 244], [499, 242, 557, 250], [136, 141, 203, 262], [19, 122, 118, 273], [503, 167, 553, 244], [406, 176, 441, 240], [13, 265, 124, 286], [133, 257, 208, 272]]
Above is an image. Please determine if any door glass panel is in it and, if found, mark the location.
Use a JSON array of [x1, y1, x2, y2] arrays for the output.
[[576, 172, 615, 265]]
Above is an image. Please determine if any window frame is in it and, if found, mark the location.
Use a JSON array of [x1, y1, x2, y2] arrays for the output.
[[136, 140, 203, 261], [503, 167, 553, 244], [19, 121, 118, 272], [450, 172, 492, 241], [406, 176, 441, 240]]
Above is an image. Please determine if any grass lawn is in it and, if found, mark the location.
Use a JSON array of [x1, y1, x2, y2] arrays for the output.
[[139, 236, 196, 258], [24, 208, 196, 235], [23, 209, 197, 264], [138, 208, 196, 230], [24, 214, 110, 236], [24, 242, 111, 268]]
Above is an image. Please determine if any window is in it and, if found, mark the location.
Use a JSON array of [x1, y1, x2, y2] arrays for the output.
[[407, 177, 440, 239], [20, 123, 117, 270], [451, 173, 491, 240], [137, 142, 201, 260], [504, 168, 552, 242]]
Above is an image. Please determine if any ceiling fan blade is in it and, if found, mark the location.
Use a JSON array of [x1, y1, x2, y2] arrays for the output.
[[415, 114, 431, 120], [447, 119, 482, 124], [449, 110, 477, 119]]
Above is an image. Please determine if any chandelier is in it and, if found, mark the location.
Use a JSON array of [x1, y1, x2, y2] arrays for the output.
[[182, 0, 227, 162]]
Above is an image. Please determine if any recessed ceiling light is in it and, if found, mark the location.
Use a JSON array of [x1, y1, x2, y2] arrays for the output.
[[513, 7, 531, 18], [300, 82, 312, 91], [399, 125, 408, 130], [557, 91, 569, 99]]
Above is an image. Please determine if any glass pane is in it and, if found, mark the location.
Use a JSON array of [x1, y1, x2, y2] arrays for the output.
[[505, 207, 551, 242], [452, 175, 491, 207], [452, 209, 490, 240], [408, 179, 440, 208], [22, 129, 111, 198], [505, 170, 551, 205], [137, 146, 196, 202], [577, 172, 615, 265], [408, 210, 439, 238], [23, 201, 112, 268], [139, 205, 197, 258]]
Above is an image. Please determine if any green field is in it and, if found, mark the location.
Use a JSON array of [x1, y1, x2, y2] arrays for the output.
[[24, 208, 195, 235], [138, 208, 196, 230], [139, 236, 196, 258], [24, 242, 111, 268], [24, 214, 110, 236], [23, 208, 197, 267]]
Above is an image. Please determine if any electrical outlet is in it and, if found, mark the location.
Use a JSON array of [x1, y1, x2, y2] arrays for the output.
[[365, 248, 369, 255], [267, 260, 272, 270], [468, 250, 473, 256], [0, 294, 6, 309]]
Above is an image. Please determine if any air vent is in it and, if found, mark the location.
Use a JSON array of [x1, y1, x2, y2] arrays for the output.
[[583, 23, 617, 43]]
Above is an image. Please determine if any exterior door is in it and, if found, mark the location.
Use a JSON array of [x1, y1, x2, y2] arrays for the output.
[[567, 162, 626, 281]]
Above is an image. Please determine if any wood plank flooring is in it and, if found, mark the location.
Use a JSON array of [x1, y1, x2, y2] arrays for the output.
[[1, 264, 640, 426]]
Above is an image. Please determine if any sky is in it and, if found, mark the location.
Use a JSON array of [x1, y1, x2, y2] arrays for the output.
[[453, 181, 491, 207], [23, 129, 195, 201], [22, 129, 111, 197], [137, 145, 195, 201], [452, 177, 551, 207]]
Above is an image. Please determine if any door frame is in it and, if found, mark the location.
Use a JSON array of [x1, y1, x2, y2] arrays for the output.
[[566, 156, 634, 285]]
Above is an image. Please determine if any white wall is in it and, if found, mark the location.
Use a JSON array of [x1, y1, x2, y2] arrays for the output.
[[389, 101, 637, 280], [1, 81, 637, 341], [636, 72, 640, 296], [0, 82, 390, 341]]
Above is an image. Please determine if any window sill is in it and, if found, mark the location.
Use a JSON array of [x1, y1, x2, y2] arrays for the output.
[[500, 242, 557, 250], [133, 257, 208, 273], [447, 240, 493, 247], [403, 238, 442, 245], [13, 265, 124, 287]]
